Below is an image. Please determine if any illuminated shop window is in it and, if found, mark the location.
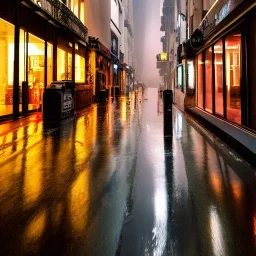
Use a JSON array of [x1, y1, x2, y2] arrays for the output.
[[0, 18, 14, 116], [225, 34, 241, 125], [197, 53, 204, 109], [47, 43, 53, 87], [75, 54, 85, 83], [205, 47, 213, 113], [57, 47, 72, 80], [214, 40, 224, 116], [28, 33, 45, 110]]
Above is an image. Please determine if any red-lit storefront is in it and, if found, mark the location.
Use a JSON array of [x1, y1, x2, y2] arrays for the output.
[[188, 0, 256, 166]]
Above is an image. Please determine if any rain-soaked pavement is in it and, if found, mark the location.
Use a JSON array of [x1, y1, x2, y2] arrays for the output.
[[0, 88, 256, 256]]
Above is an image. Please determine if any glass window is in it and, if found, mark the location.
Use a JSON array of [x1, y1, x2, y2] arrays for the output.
[[214, 40, 224, 116], [247, 17, 256, 130], [47, 43, 53, 87], [197, 53, 204, 109], [57, 47, 72, 80], [205, 47, 213, 113], [28, 33, 45, 110], [0, 18, 14, 116], [75, 54, 85, 83], [225, 34, 241, 124]]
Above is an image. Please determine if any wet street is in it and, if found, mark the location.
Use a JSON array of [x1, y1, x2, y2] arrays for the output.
[[0, 88, 256, 256]]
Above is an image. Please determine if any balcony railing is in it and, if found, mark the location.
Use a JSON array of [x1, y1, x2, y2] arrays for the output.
[[26, 0, 88, 41]]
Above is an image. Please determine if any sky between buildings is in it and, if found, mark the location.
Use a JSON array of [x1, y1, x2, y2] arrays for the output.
[[134, 0, 163, 88]]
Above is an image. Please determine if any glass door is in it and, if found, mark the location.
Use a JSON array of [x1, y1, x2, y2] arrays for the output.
[[28, 33, 45, 111]]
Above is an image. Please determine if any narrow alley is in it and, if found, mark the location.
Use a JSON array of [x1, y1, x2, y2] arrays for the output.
[[0, 89, 256, 256]]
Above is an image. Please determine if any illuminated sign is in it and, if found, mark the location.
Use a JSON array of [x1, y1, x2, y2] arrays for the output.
[[187, 61, 195, 90], [216, 0, 234, 25], [160, 52, 168, 61]]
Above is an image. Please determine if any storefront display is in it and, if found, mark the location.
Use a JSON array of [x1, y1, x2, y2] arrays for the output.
[[0, 18, 14, 116]]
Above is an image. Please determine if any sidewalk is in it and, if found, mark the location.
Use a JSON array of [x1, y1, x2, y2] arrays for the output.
[[0, 113, 42, 136]]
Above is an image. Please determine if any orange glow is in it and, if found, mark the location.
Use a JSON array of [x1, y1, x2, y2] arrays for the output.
[[23, 145, 43, 207], [24, 209, 46, 250], [211, 172, 222, 197], [253, 214, 256, 240], [121, 100, 127, 122], [69, 171, 89, 238], [231, 180, 242, 204]]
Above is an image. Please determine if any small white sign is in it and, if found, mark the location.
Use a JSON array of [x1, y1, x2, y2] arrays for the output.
[[63, 94, 72, 110]]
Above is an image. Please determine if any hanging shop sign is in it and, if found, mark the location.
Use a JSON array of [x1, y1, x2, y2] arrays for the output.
[[190, 29, 204, 49]]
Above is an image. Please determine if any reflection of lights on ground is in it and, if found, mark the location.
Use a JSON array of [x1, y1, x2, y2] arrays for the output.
[[152, 157, 168, 256], [211, 172, 222, 197], [175, 112, 183, 139], [153, 184, 168, 256], [69, 171, 89, 238], [253, 214, 256, 243], [24, 209, 46, 251], [231, 180, 242, 204], [210, 206, 225, 256]]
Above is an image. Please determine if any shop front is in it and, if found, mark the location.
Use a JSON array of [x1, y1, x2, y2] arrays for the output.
[[188, 0, 256, 166], [0, 0, 89, 120], [88, 37, 111, 101]]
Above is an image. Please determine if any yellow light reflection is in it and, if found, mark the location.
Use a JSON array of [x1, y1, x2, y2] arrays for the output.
[[75, 117, 88, 165], [69, 171, 89, 238], [91, 106, 97, 147], [24, 209, 46, 250], [121, 100, 127, 122], [210, 206, 225, 256], [23, 149, 43, 207]]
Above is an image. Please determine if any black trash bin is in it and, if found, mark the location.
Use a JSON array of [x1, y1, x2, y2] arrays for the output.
[[43, 80, 75, 121]]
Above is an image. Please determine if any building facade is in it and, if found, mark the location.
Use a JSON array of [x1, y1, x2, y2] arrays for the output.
[[122, 0, 135, 95], [159, 0, 256, 165], [85, 0, 111, 100], [110, 0, 123, 96], [0, 0, 90, 120]]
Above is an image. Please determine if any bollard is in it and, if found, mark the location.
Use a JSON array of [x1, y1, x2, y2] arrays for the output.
[[163, 89, 173, 136]]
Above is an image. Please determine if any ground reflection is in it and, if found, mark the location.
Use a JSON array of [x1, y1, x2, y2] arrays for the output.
[[0, 94, 141, 255]]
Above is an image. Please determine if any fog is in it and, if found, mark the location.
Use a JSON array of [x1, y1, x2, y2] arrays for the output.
[[134, 0, 163, 88]]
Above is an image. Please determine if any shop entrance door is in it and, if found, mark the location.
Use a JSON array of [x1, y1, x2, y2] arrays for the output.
[[19, 31, 46, 114]]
